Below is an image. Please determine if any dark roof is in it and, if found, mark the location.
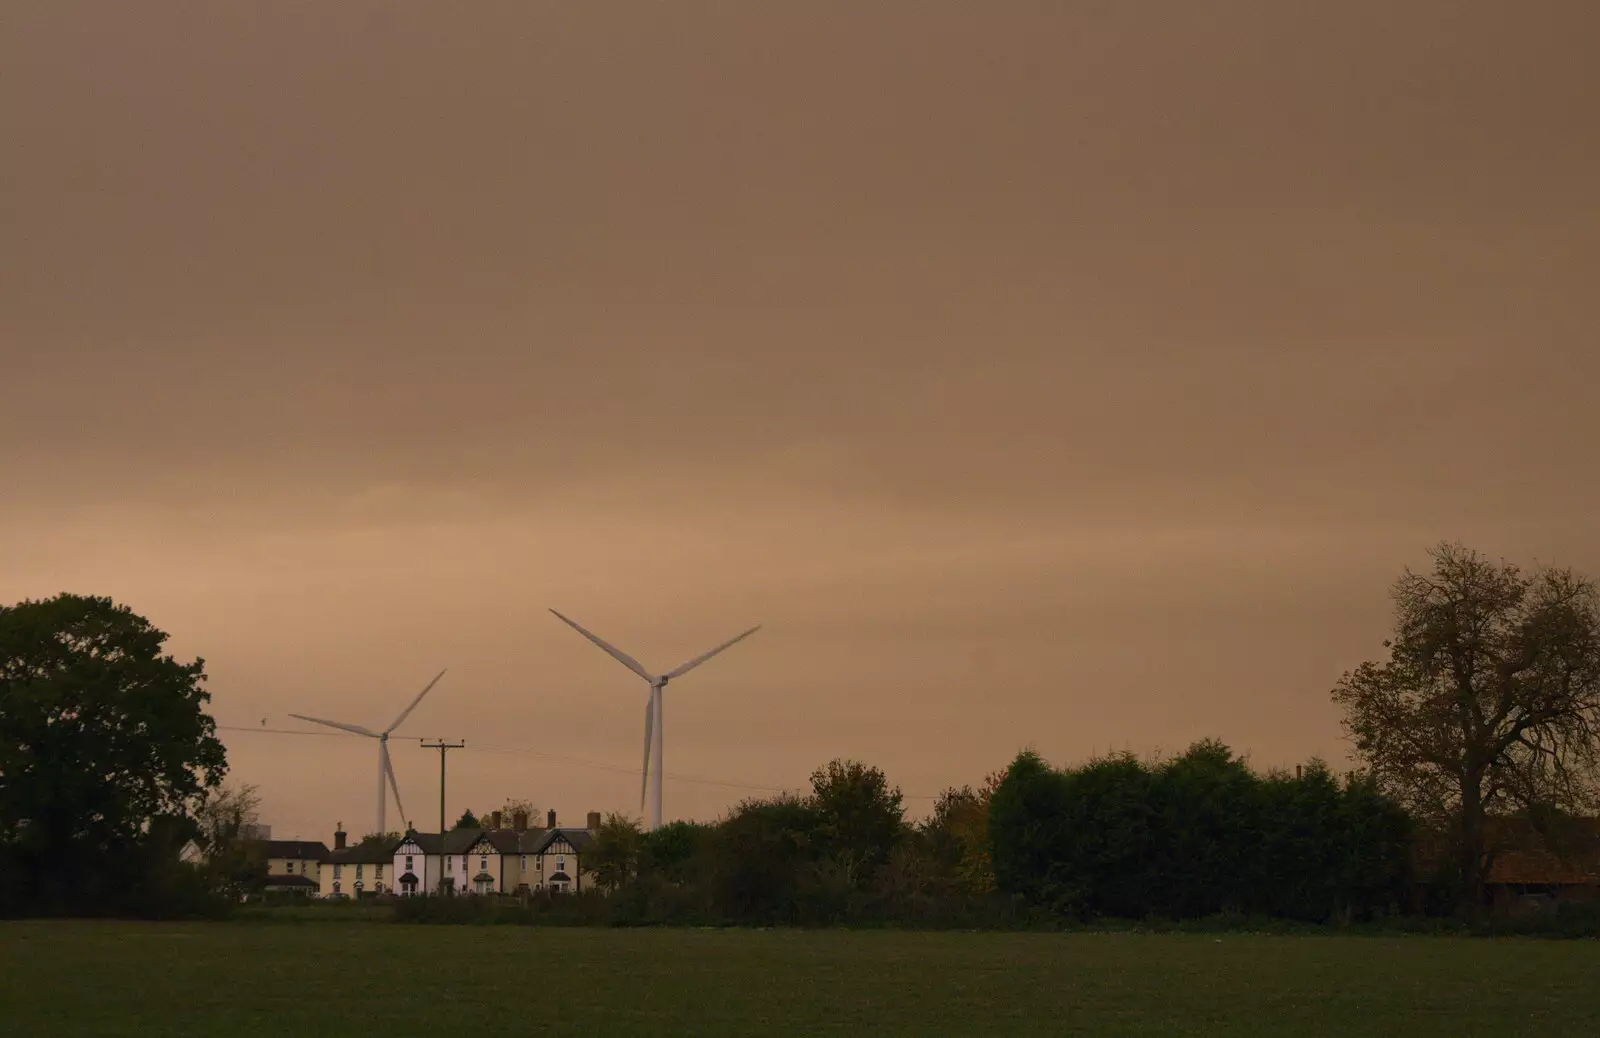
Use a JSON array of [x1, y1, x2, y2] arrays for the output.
[[530, 828, 594, 854], [263, 874, 319, 889], [487, 829, 524, 854], [1415, 817, 1600, 886], [328, 840, 398, 865], [398, 827, 553, 855], [256, 840, 330, 862], [1487, 818, 1600, 885], [1490, 848, 1600, 886]]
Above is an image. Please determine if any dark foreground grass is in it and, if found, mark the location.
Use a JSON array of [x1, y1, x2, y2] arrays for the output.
[[2, 922, 1597, 1037]]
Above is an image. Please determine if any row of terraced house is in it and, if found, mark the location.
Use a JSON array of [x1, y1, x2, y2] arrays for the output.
[[256, 809, 599, 898]]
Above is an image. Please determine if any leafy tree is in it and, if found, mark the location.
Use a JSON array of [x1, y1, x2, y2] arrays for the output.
[[452, 809, 480, 830], [711, 794, 821, 921], [588, 813, 643, 889], [988, 750, 1075, 907], [809, 758, 905, 888], [356, 832, 401, 849], [0, 594, 228, 914], [1148, 740, 1259, 917], [1052, 752, 1158, 916], [990, 743, 1411, 922], [1332, 544, 1600, 911], [920, 771, 1002, 893], [639, 820, 709, 884]]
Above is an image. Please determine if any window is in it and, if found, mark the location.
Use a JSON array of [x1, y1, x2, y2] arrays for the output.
[[446, 857, 453, 873], [356, 864, 364, 879], [480, 856, 488, 871], [557, 858, 565, 873], [333, 865, 342, 879], [519, 855, 526, 869], [536, 858, 542, 871], [405, 855, 414, 871]]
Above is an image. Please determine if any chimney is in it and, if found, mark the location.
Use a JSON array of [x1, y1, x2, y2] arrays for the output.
[[512, 810, 527, 833], [547, 808, 557, 829], [491, 810, 503, 831], [334, 824, 347, 851], [587, 811, 601, 833]]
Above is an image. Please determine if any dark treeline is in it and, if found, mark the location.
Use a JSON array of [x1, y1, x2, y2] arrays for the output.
[[990, 742, 1412, 922], [397, 745, 1418, 929], [11, 541, 1600, 929]]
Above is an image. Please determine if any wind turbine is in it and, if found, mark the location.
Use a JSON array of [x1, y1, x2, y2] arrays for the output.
[[550, 610, 759, 831], [290, 669, 446, 837]]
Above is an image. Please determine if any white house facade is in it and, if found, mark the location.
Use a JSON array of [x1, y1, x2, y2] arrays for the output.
[[385, 810, 601, 896]]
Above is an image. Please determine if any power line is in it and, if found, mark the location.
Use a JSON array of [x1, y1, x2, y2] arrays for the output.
[[218, 725, 351, 737], [470, 740, 802, 795], [215, 723, 937, 799]]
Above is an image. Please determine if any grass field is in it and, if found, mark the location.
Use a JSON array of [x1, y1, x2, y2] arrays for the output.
[[2, 921, 1597, 1036]]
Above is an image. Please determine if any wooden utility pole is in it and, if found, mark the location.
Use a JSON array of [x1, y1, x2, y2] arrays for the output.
[[420, 740, 464, 894]]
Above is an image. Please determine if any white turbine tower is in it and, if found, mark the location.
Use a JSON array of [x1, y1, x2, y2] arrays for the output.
[[290, 669, 446, 837], [550, 610, 759, 831]]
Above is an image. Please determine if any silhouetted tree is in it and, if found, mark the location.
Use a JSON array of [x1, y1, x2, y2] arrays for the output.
[[988, 750, 1076, 908], [588, 814, 643, 889], [1148, 740, 1259, 917], [0, 594, 228, 915], [452, 810, 480, 830], [639, 820, 709, 884], [809, 758, 905, 889], [711, 794, 821, 921], [1333, 543, 1600, 911]]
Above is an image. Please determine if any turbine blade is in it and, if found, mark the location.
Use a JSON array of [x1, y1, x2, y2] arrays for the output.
[[664, 625, 762, 679], [641, 697, 654, 812], [386, 668, 447, 734], [550, 609, 654, 681], [289, 713, 379, 738], [382, 744, 406, 833]]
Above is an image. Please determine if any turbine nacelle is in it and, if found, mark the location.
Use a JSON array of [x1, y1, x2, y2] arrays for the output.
[[289, 668, 447, 838], [550, 610, 760, 831]]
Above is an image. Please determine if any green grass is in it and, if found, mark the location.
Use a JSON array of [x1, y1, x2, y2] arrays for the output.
[[2, 921, 1597, 1036]]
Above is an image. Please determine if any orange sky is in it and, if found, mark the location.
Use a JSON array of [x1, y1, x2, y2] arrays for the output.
[[4, 2, 1597, 840]]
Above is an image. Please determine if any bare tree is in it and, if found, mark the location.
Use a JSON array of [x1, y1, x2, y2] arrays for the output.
[[477, 797, 539, 828], [1332, 543, 1600, 910], [194, 784, 266, 899]]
